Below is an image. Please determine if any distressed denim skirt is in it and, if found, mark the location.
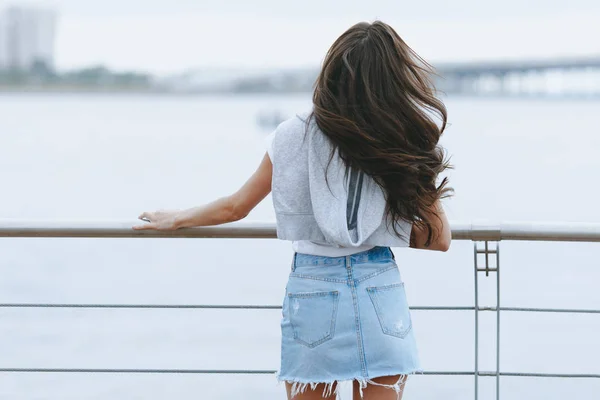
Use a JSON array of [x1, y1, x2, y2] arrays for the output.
[[277, 246, 421, 398]]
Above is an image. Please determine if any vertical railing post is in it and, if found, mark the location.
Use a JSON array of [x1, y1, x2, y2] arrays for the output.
[[473, 242, 480, 400], [496, 243, 501, 400], [474, 240, 501, 400]]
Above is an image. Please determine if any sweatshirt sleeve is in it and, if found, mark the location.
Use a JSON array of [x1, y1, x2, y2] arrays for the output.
[[264, 129, 276, 161]]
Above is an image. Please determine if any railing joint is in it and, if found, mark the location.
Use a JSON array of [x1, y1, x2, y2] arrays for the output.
[[477, 268, 498, 272]]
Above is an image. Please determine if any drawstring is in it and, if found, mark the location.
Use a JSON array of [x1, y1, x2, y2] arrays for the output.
[[291, 253, 297, 272]]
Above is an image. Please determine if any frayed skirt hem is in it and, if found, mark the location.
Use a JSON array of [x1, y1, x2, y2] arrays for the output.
[[275, 369, 422, 399]]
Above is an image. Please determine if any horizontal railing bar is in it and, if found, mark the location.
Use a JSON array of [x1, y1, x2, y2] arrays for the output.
[[477, 268, 498, 272], [500, 307, 600, 314], [2, 304, 597, 313], [0, 304, 283, 309], [413, 306, 475, 311], [0, 369, 471, 376], [496, 372, 600, 378], [1, 368, 597, 378], [0, 304, 475, 311], [0, 221, 278, 239], [476, 249, 498, 254], [0, 368, 278, 374], [0, 220, 599, 242], [459, 306, 600, 314]]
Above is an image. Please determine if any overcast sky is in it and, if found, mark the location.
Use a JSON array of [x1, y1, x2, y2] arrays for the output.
[[2, 0, 600, 74]]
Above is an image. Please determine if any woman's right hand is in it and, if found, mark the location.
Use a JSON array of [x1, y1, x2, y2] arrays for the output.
[[131, 153, 273, 232], [133, 210, 181, 231]]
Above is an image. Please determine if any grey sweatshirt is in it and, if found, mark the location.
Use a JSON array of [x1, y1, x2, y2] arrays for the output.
[[270, 112, 412, 248]]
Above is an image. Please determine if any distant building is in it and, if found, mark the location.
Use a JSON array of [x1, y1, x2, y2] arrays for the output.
[[0, 11, 8, 69], [0, 5, 57, 71]]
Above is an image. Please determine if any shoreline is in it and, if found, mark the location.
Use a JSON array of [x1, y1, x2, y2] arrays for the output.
[[0, 85, 312, 96], [0, 88, 598, 101]]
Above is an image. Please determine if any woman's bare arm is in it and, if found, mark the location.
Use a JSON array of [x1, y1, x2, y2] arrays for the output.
[[410, 200, 451, 252], [133, 154, 272, 230]]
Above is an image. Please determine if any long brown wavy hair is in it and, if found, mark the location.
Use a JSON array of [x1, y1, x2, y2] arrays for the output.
[[311, 21, 452, 246]]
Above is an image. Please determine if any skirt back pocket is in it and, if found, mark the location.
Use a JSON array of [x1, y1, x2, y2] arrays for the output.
[[367, 283, 412, 338], [287, 290, 339, 348]]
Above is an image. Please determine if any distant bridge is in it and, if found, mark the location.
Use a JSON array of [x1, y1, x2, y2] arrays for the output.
[[437, 56, 600, 75], [435, 56, 600, 97], [175, 56, 600, 98]]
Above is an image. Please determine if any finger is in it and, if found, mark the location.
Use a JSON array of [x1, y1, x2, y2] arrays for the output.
[[138, 212, 153, 222], [133, 223, 157, 230]]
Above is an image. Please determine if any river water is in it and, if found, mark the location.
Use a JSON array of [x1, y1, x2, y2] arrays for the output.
[[0, 93, 598, 399]]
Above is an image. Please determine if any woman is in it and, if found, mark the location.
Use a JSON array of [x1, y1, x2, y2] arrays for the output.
[[134, 20, 451, 400]]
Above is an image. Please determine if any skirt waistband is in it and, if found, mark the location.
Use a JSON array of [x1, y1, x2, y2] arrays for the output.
[[293, 246, 394, 268]]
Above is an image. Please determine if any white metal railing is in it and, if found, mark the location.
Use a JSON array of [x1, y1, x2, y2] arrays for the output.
[[1, 220, 599, 400], [0, 220, 599, 241]]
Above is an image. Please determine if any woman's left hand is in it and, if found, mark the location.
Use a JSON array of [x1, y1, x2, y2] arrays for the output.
[[133, 211, 180, 231]]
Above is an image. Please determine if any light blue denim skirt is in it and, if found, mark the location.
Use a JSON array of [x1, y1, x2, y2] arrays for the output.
[[277, 246, 421, 398]]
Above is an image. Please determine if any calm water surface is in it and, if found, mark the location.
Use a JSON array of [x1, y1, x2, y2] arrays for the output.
[[0, 94, 599, 399]]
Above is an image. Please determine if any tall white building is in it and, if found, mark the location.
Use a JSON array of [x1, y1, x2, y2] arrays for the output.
[[0, 6, 57, 71], [0, 11, 8, 69]]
